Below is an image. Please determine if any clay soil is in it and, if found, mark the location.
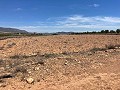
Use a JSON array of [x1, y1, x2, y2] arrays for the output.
[[0, 35, 120, 90]]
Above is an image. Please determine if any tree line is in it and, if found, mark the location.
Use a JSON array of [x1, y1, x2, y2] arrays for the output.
[[70, 29, 120, 35], [100, 29, 120, 33]]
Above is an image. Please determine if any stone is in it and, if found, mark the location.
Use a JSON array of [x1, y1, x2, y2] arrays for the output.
[[27, 69, 32, 74], [64, 62, 68, 65], [28, 71, 32, 74], [26, 77, 34, 84], [34, 67, 39, 71], [6, 65, 10, 69], [46, 69, 49, 72], [31, 53, 37, 56], [78, 61, 81, 64]]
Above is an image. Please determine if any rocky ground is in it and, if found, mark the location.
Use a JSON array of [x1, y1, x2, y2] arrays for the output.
[[0, 35, 120, 90]]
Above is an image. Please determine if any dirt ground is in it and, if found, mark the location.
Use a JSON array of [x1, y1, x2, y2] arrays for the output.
[[0, 35, 120, 90]]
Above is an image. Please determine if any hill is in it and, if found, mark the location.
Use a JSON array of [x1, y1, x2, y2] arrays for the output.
[[0, 27, 28, 33]]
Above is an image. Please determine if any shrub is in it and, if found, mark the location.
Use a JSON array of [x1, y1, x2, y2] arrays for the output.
[[106, 44, 116, 49], [10, 55, 30, 59], [106, 44, 120, 49], [13, 66, 27, 74], [43, 53, 57, 58], [90, 47, 106, 52], [10, 55, 20, 59]]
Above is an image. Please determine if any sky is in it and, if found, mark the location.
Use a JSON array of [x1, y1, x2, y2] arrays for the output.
[[0, 0, 120, 33]]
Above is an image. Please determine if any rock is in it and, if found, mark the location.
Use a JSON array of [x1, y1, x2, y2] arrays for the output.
[[37, 60, 44, 65], [105, 55, 108, 56], [27, 69, 32, 74], [115, 46, 119, 49], [34, 67, 39, 71], [78, 61, 81, 64], [64, 62, 68, 65], [6, 65, 10, 69], [28, 71, 32, 74], [46, 69, 49, 72], [64, 60, 68, 65], [28, 53, 37, 57], [26, 77, 34, 84], [31, 53, 37, 56]]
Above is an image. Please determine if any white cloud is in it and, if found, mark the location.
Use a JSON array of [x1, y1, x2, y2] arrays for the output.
[[16, 15, 120, 33], [15, 8, 23, 11], [93, 4, 100, 7], [89, 4, 100, 7], [56, 15, 120, 26]]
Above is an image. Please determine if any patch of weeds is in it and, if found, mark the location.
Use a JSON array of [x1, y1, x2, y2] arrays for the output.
[[90, 47, 107, 52], [8, 60, 21, 68], [21, 55, 30, 58], [13, 66, 27, 74], [90, 44, 120, 53], [106, 44, 120, 49], [106, 44, 116, 49], [10, 55, 20, 59], [10, 55, 31, 59], [42, 53, 58, 58], [7, 42, 16, 48]]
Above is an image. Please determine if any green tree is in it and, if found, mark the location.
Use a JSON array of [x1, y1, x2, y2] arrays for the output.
[[100, 30, 105, 33], [104, 30, 109, 33], [116, 29, 120, 33], [110, 30, 115, 33]]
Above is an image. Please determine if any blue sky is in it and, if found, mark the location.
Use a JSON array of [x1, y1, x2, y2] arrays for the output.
[[0, 0, 120, 32]]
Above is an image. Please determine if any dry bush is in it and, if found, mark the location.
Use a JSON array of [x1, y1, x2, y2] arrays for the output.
[[90, 44, 120, 52], [90, 47, 106, 52], [10, 55, 30, 59], [13, 66, 27, 74], [7, 42, 16, 48], [106, 44, 120, 49], [43, 53, 58, 58]]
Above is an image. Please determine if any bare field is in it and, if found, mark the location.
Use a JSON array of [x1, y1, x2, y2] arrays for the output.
[[0, 35, 120, 90]]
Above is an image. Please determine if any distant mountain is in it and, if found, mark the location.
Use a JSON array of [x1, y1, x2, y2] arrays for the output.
[[0, 27, 28, 33]]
